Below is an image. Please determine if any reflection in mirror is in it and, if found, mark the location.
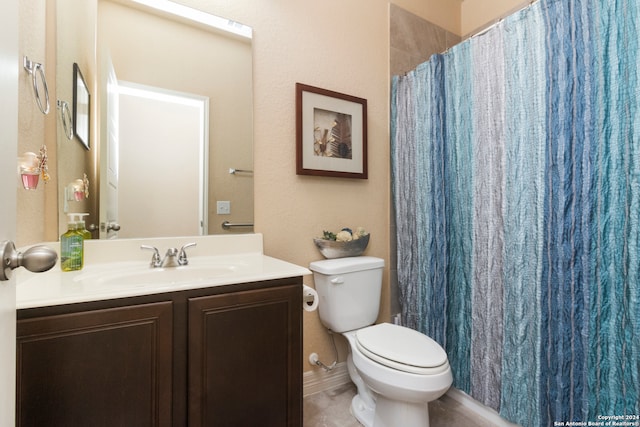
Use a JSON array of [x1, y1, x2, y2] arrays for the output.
[[56, 0, 253, 239], [116, 81, 209, 238], [72, 63, 90, 150]]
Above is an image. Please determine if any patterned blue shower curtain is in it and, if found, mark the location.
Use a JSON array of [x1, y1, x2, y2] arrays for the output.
[[391, 0, 639, 426]]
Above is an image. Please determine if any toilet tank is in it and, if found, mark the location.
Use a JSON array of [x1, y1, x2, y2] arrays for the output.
[[309, 256, 385, 333]]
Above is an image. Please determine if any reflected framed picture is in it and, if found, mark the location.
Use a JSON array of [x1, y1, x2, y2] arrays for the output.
[[296, 83, 367, 179], [73, 63, 90, 150]]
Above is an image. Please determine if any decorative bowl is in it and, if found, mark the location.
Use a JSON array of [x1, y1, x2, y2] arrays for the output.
[[313, 234, 370, 259]]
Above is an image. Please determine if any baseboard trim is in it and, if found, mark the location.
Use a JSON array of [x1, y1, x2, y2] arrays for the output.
[[445, 388, 521, 426], [302, 362, 350, 397]]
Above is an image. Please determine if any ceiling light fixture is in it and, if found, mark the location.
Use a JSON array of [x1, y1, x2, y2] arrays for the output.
[[128, 0, 252, 39]]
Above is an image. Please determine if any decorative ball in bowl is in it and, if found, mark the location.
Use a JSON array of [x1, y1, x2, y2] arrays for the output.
[[313, 232, 370, 259]]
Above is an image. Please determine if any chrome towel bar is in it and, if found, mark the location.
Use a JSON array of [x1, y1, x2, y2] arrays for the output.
[[229, 168, 253, 175], [221, 221, 254, 230]]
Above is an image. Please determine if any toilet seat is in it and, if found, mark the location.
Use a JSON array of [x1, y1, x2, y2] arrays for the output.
[[355, 323, 449, 375]]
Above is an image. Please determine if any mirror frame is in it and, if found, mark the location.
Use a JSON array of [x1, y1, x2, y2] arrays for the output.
[[73, 62, 90, 150]]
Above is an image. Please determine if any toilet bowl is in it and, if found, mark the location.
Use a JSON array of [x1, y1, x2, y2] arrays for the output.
[[310, 257, 453, 427], [344, 324, 452, 427]]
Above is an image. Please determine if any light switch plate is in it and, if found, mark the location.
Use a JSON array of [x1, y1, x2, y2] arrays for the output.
[[216, 201, 231, 215]]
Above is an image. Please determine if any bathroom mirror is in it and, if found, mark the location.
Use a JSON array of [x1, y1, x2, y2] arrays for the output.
[[55, 0, 254, 239]]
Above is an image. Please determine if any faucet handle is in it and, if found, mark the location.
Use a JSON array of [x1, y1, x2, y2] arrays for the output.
[[178, 242, 197, 266], [141, 245, 162, 267]]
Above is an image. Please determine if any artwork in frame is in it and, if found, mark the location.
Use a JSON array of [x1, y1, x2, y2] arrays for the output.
[[296, 83, 367, 179], [73, 63, 90, 150]]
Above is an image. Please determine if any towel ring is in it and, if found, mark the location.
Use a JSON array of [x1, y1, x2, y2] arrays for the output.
[[57, 100, 74, 140], [23, 56, 50, 115]]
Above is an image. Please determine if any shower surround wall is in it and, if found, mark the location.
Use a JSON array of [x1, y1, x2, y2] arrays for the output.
[[391, 0, 639, 426], [390, 5, 460, 76], [389, 4, 460, 317]]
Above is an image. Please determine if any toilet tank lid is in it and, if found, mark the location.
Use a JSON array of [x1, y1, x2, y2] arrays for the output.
[[309, 256, 384, 275]]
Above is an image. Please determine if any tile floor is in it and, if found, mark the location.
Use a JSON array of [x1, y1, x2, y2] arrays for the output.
[[303, 383, 501, 427]]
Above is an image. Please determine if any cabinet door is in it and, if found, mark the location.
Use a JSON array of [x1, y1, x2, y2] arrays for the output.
[[17, 302, 173, 427], [188, 285, 302, 427]]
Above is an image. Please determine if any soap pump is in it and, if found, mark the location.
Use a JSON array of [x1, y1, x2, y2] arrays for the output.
[[75, 213, 92, 240], [60, 214, 84, 272]]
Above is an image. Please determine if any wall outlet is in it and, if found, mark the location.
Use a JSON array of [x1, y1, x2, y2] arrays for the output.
[[216, 201, 231, 215]]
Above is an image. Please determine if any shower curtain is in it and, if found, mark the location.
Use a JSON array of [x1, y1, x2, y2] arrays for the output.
[[391, 0, 639, 426]]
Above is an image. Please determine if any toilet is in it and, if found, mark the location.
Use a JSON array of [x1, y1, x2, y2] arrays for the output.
[[310, 256, 452, 427]]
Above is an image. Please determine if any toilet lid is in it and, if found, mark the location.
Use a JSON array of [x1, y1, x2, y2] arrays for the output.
[[355, 323, 449, 375]]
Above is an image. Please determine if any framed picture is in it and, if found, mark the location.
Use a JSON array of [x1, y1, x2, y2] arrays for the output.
[[296, 83, 367, 179], [73, 63, 90, 150]]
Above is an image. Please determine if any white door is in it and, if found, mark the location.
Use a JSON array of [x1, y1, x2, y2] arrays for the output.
[[116, 82, 209, 238], [0, 0, 19, 423], [99, 57, 120, 239]]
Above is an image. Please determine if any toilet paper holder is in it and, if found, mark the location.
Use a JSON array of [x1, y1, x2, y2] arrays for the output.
[[302, 284, 319, 312]]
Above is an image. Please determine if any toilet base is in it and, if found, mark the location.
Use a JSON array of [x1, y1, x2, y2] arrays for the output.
[[347, 353, 376, 427], [350, 393, 431, 427], [350, 394, 375, 427], [374, 395, 430, 427]]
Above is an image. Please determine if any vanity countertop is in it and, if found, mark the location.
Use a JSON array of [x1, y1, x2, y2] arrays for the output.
[[16, 234, 311, 310]]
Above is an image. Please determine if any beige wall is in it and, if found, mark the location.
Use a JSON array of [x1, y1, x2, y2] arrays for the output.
[[17, 0, 56, 245], [55, 0, 97, 238], [461, 0, 529, 37]]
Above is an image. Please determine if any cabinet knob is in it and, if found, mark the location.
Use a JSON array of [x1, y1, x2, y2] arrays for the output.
[[1, 240, 58, 281]]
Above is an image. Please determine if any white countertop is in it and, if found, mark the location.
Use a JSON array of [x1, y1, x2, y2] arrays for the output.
[[16, 234, 311, 310]]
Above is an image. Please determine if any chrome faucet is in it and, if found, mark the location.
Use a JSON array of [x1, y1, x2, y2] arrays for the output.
[[141, 245, 162, 267], [162, 247, 180, 267], [141, 243, 197, 268], [178, 243, 197, 265]]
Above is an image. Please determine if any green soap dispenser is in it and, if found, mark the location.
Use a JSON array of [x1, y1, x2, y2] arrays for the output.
[[76, 213, 92, 240], [61, 214, 84, 272]]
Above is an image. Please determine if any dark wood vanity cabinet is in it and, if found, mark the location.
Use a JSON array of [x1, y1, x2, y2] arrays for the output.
[[16, 301, 174, 426], [188, 285, 301, 426], [16, 278, 303, 427]]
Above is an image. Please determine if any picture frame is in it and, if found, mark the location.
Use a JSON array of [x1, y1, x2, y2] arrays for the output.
[[296, 83, 367, 179], [73, 63, 90, 150]]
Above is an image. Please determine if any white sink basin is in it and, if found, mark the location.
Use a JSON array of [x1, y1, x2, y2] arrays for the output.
[[16, 234, 312, 310], [74, 264, 239, 287]]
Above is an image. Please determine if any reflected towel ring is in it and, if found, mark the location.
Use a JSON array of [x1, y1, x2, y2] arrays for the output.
[[23, 56, 50, 115], [57, 100, 74, 140]]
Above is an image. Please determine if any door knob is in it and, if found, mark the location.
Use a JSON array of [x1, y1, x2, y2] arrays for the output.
[[1, 240, 58, 281], [107, 223, 121, 232]]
